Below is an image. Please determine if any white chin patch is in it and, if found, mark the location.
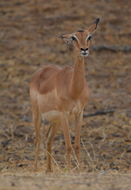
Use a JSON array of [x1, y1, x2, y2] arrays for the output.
[[81, 53, 89, 57]]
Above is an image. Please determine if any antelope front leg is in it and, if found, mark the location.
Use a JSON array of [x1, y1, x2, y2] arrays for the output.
[[61, 113, 72, 169], [74, 111, 83, 167]]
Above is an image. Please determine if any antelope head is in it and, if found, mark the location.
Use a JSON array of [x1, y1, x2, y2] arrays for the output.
[[61, 18, 100, 57]]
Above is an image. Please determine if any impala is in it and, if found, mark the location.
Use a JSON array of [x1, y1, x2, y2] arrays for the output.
[[30, 18, 100, 172]]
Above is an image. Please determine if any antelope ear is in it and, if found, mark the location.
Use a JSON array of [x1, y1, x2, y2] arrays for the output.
[[59, 33, 74, 45], [88, 18, 100, 33]]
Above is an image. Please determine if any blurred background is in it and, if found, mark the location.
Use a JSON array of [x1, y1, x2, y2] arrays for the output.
[[0, 0, 131, 172]]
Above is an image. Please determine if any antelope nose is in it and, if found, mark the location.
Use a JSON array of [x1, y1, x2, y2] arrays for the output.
[[80, 48, 88, 51]]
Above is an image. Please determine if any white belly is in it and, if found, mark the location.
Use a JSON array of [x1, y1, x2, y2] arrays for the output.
[[42, 110, 62, 122], [41, 101, 82, 128]]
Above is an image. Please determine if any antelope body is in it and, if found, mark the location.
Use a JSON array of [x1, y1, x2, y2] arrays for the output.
[[30, 18, 100, 172]]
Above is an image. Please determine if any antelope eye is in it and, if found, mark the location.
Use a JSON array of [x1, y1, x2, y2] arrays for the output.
[[71, 36, 77, 41], [87, 36, 92, 40]]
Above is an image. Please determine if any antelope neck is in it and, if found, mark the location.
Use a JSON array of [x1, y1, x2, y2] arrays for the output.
[[70, 55, 85, 98]]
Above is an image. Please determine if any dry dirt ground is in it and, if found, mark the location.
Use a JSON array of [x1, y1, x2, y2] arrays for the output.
[[0, 0, 131, 189]]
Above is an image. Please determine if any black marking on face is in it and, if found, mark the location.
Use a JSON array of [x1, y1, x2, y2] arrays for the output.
[[77, 29, 84, 32], [87, 36, 92, 40], [71, 36, 77, 41]]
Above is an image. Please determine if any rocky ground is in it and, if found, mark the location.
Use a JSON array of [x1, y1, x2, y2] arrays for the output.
[[0, 0, 131, 189]]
